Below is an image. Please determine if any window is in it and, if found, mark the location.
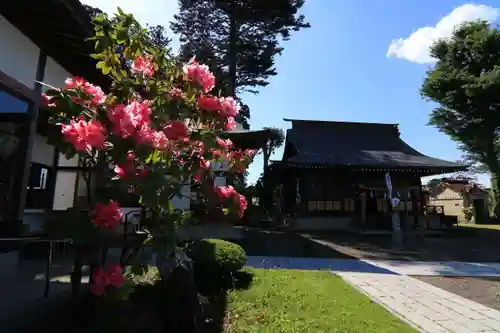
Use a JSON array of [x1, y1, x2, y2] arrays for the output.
[[26, 163, 52, 209], [0, 91, 29, 114], [307, 198, 356, 214]]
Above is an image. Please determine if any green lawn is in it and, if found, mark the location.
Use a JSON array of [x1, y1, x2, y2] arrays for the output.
[[226, 269, 416, 333], [458, 223, 500, 230]]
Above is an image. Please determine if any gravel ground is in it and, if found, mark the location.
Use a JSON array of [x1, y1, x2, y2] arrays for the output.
[[415, 276, 500, 311]]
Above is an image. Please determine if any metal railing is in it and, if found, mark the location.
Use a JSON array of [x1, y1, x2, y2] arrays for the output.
[[0, 237, 72, 298]]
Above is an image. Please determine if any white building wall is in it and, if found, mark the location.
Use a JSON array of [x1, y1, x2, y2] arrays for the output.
[[30, 134, 54, 166], [43, 57, 72, 90], [0, 15, 39, 88]]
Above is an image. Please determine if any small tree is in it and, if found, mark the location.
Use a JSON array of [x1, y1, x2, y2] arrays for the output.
[[421, 20, 500, 215], [42, 9, 254, 298]]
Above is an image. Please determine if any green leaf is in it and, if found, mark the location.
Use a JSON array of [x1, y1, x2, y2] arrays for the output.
[[117, 7, 125, 15], [116, 28, 128, 44], [96, 61, 111, 75], [89, 53, 104, 60]]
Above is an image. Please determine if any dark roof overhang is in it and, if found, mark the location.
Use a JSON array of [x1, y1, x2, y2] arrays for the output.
[[226, 128, 275, 150], [281, 118, 468, 175]]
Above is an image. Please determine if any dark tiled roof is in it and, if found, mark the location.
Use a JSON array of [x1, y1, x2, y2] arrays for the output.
[[226, 127, 274, 149], [282, 119, 466, 171]]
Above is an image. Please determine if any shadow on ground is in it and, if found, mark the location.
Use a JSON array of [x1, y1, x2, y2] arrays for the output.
[[301, 227, 500, 262], [233, 229, 358, 259]]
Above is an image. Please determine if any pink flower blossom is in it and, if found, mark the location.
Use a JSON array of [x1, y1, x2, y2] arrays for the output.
[[64, 77, 106, 106], [197, 94, 221, 112], [216, 137, 234, 149], [219, 97, 240, 117], [235, 193, 247, 218], [108, 100, 151, 138], [163, 120, 189, 140], [214, 185, 236, 202], [42, 93, 56, 107], [106, 264, 125, 287], [183, 57, 215, 93], [225, 117, 235, 131], [64, 77, 86, 89], [61, 117, 107, 153], [90, 200, 123, 229], [90, 267, 109, 296], [153, 130, 170, 150], [168, 87, 184, 100], [83, 83, 106, 105], [89, 264, 125, 296], [131, 55, 155, 77], [213, 185, 248, 217]]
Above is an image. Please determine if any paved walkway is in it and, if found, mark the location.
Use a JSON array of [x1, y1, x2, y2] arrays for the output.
[[364, 260, 500, 277], [339, 272, 500, 333]]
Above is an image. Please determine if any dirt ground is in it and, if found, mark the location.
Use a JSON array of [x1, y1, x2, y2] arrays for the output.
[[415, 276, 500, 311]]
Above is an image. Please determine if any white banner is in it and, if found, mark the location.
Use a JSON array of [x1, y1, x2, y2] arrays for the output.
[[385, 172, 392, 197]]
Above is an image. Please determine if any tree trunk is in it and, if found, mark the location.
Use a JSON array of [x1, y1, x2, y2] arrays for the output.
[[227, 17, 238, 97], [490, 166, 500, 217], [262, 147, 271, 213]]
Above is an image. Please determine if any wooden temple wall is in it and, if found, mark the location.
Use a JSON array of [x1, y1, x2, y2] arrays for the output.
[[281, 168, 425, 230]]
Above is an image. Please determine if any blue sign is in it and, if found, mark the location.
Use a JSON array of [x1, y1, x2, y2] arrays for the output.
[[0, 91, 29, 113]]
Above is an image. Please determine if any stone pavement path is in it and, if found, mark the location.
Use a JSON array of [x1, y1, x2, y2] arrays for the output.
[[339, 272, 500, 333], [363, 260, 500, 277]]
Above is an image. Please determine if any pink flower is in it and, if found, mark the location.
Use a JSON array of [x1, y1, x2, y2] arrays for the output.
[[213, 186, 248, 218], [42, 93, 56, 107], [131, 55, 155, 77], [183, 57, 215, 93], [214, 185, 236, 202], [61, 117, 107, 153], [83, 83, 106, 105], [163, 120, 189, 140], [225, 117, 235, 131], [106, 264, 125, 287], [216, 137, 233, 149], [219, 97, 240, 117], [197, 94, 221, 112], [235, 193, 247, 218], [64, 77, 106, 106], [153, 130, 170, 150], [64, 77, 86, 89], [168, 87, 184, 100], [90, 267, 109, 296], [90, 200, 123, 229], [89, 264, 125, 296], [108, 100, 151, 138]]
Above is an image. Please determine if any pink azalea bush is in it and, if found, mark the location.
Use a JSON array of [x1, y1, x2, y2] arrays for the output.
[[42, 10, 255, 296]]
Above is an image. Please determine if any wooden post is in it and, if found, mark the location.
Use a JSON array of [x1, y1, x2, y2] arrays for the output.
[[360, 191, 367, 229]]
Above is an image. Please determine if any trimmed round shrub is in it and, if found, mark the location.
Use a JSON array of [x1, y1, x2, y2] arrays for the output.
[[185, 239, 246, 294]]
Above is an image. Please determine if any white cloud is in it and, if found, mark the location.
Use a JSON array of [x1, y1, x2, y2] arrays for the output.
[[79, 0, 180, 51], [387, 4, 499, 64]]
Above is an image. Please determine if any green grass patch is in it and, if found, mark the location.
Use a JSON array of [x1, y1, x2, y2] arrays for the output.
[[226, 269, 416, 333], [458, 223, 500, 230]]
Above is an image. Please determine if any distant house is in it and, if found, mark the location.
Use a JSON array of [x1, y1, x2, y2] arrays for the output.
[[424, 178, 489, 223]]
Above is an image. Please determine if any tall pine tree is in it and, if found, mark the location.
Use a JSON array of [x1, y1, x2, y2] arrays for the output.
[[171, 0, 309, 128]]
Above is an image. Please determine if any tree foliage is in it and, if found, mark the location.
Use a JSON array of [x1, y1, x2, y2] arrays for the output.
[[83, 4, 172, 50], [171, 0, 310, 128], [421, 20, 500, 214], [261, 126, 284, 171]]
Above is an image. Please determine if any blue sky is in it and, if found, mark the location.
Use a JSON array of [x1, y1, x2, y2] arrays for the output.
[[81, 0, 499, 185]]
